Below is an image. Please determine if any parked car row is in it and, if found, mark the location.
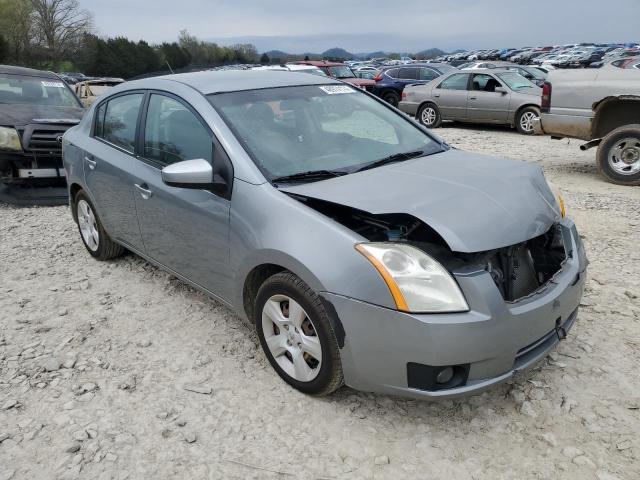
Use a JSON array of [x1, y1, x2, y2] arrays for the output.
[[438, 43, 640, 70]]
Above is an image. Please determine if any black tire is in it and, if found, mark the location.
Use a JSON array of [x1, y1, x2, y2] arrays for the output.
[[382, 90, 400, 107], [596, 125, 640, 186], [73, 190, 124, 260], [515, 106, 540, 135], [417, 102, 442, 128], [254, 272, 343, 396], [516, 107, 540, 135]]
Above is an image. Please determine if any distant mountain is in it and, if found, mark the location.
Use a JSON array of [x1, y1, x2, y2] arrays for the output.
[[263, 50, 290, 59], [321, 47, 356, 60], [414, 48, 447, 59]]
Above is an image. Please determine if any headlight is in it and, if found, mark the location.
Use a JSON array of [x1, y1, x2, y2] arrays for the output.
[[0, 127, 22, 151], [355, 243, 469, 313], [556, 192, 566, 218]]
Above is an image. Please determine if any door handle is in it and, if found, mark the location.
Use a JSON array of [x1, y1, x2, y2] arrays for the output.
[[433, 94, 440, 98], [134, 183, 153, 200], [84, 156, 97, 170], [469, 96, 477, 100]]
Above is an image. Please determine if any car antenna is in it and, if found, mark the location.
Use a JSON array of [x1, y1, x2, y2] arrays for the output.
[[165, 61, 174, 74]]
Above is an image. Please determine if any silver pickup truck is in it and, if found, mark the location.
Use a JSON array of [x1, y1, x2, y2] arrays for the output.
[[534, 68, 640, 186]]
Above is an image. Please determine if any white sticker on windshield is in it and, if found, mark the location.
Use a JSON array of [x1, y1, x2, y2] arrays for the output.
[[41, 81, 65, 88], [319, 85, 354, 95]]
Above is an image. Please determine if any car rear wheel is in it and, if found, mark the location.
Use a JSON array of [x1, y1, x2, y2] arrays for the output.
[[382, 91, 400, 107], [597, 125, 640, 186], [74, 191, 124, 260], [255, 272, 343, 396], [516, 106, 540, 135], [417, 103, 442, 128]]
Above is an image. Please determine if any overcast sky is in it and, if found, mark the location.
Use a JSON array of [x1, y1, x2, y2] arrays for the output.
[[79, 0, 638, 53]]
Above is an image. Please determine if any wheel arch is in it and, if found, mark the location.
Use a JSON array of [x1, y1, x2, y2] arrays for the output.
[[513, 103, 540, 126], [69, 182, 83, 223], [592, 97, 640, 139]]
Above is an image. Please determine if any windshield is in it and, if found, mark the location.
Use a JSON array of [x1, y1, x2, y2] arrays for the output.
[[327, 66, 355, 78], [0, 74, 81, 107], [208, 85, 442, 181], [496, 72, 537, 90]]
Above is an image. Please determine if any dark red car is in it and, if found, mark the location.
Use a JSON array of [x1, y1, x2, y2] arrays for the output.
[[290, 61, 375, 91]]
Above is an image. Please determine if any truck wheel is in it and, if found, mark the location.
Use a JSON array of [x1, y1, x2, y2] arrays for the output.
[[516, 106, 540, 135], [382, 91, 400, 107], [255, 272, 344, 396], [597, 125, 640, 186], [417, 103, 442, 128], [74, 191, 125, 260]]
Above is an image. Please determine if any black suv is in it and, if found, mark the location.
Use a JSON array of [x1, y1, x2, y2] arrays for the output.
[[0, 65, 84, 196], [372, 63, 456, 106]]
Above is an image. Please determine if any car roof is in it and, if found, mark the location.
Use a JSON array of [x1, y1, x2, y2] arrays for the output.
[[0, 64, 59, 78], [129, 69, 339, 95]]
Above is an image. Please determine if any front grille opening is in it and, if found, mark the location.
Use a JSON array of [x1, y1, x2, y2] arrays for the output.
[[456, 224, 567, 302], [483, 224, 566, 302]]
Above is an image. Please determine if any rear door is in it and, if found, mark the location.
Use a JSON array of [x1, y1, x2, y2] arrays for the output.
[[433, 73, 470, 120], [84, 92, 146, 252], [467, 73, 510, 123], [131, 92, 231, 297]]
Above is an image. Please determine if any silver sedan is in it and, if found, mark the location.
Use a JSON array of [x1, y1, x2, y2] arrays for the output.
[[399, 69, 542, 134]]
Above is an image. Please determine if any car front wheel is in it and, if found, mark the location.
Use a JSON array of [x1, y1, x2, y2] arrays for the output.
[[74, 191, 124, 260], [255, 272, 343, 396], [382, 90, 400, 107]]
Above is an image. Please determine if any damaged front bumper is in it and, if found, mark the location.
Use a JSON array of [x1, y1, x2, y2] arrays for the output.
[[324, 218, 587, 399]]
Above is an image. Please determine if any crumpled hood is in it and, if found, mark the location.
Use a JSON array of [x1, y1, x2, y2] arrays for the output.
[[0, 104, 84, 127], [281, 149, 561, 253]]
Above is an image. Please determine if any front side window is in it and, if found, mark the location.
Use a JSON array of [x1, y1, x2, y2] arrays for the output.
[[496, 72, 537, 91], [208, 85, 442, 180], [143, 94, 211, 166], [438, 73, 470, 90], [0, 74, 81, 107], [471, 74, 502, 92], [97, 93, 144, 153]]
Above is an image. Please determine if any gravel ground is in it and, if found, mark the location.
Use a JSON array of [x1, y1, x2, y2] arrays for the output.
[[1, 126, 639, 480]]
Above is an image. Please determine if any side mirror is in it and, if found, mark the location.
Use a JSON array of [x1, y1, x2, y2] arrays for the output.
[[162, 158, 224, 190], [494, 87, 507, 94]]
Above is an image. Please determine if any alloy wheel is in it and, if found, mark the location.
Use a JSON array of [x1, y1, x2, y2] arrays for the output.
[[519, 111, 538, 132], [261, 294, 322, 382], [77, 199, 99, 252], [421, 107, 437, 126]]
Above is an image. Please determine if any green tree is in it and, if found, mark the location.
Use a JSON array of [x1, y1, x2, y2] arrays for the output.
[[0, 35, 8, 63], [260, 52, 270, 64]]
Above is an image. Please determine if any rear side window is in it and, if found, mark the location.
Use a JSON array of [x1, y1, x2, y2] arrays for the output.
[[96, 93, 144, 153], [419, 68, 438, 81], [438, 73, 469, 90], [398, 68, 418, 80], [385, 68, 399, 79], [143, 94, 212, 166]]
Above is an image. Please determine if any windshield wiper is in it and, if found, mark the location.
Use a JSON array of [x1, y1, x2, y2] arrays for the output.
[[271, 169, 348, 185], [355, 150, 425, 173]]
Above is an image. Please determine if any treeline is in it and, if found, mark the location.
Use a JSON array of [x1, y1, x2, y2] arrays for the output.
[[0, 0, 260, 78]]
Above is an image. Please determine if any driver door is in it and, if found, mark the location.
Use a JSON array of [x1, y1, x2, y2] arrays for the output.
[[467, 73, 510, 123]]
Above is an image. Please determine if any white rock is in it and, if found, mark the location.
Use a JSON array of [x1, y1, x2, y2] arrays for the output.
[[43, 357, 60, 372], [597, 471, 622, 480], [562, 446, 584, 459], [374, 455, 390, 465], [573, 455, 596, 469], [184, 431, 197, 443], [1, 399, 18, 410], [520, 401, 538, 418], [73, 430, 89, 441], [538, 432, 558, 447]]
